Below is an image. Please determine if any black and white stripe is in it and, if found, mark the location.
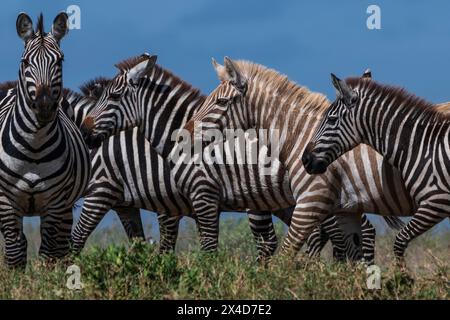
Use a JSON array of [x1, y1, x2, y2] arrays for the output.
[[173, 58, 411, 261], [79, 55, 394, 262], [0, 13, 90, 266], [61, 79, 367, 261], [303, 74, 449, 266]]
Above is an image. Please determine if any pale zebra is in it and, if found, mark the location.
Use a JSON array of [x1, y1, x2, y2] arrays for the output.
[[0, 13, 90, 266], [63, 79, 351, 260], [79, 54, 403, 263], [303, 74, 450, 266], [178, 57, 415, 260]]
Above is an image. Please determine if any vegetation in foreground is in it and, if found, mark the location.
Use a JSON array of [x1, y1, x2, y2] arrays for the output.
[[0, 216, 448, 299]]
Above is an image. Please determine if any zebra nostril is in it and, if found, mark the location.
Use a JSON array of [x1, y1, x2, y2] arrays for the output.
[[302, 151, 312, 167]]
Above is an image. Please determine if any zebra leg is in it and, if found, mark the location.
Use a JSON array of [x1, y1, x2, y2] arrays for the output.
[[0, 211, 27, 267], [247, 210, 278, 260], [334, 214, 364, 262], [361, 214, 376, 265], [71, 195, 117, 254], [305, 224, 330, 259], [393, 205, 446, 267], [115, 207, 145, 240], [39, 209, 73, 260], [305, 214, 352, 262], [280, 202, 331, 256], [191, 194, 220, 252], [157, 214, 181, 253]]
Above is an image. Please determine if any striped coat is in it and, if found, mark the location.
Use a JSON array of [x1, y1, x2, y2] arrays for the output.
[[303, 74, 450, 266], [181, 58, 414, 258], [0, 13, 90, 266], [64, 80, 369, 261], [79, 55, 404, 262]]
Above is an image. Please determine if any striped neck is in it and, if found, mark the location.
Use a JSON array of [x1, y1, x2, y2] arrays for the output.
[[355, 83, 448, 171], [134, 65, 206, 158], [63, 89, 95, 127], [235, 61, 330, 161]]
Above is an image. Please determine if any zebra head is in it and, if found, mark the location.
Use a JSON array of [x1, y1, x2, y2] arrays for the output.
[[16, 12, 69, 126], [184, 57, 249, 140], [81, 54, 157, 148], [302, 73, 363, 174]]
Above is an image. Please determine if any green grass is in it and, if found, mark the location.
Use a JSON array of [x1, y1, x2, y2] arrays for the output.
[[0, 216, 448, 299]]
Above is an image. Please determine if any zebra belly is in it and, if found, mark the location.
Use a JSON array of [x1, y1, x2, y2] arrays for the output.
[[331, 145, 416, 216], [207, 162, 294, 212]]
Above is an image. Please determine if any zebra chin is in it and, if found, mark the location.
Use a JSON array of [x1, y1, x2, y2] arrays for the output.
[[83, 132, 104, 149]]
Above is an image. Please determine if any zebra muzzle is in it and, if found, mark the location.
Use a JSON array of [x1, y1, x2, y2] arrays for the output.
[[34, 94, 58, 125], [302, 149, 328, 175]]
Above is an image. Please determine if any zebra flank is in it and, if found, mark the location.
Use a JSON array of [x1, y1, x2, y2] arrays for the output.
[[80, 55, 401, 263], [63, 76, 371, 261], [0, 13, 90, 267], [182, 58, 414, 261], [304, 74, 450, 265]]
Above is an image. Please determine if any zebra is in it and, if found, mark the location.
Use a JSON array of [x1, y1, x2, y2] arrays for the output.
[[61, 79, 357, 260], [0, 13, 90, 267], [175, 57, 415, 260], [302, 73, 450, 267], [78, 54, 404, 264]]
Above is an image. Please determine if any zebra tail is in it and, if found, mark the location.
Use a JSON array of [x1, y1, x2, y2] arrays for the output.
[[383, 216, 405, 230]]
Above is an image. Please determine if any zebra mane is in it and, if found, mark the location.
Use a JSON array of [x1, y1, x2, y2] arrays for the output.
[[435, 102, 450, 114], [114, 54, 151, 72], [62, 88, 83, 100], [232, 60, 329, 116], [79, 77, 111, 98], [35, 13, 45, 36], [345, 77, 445, 121], [0, 81, 18, 92], [149, 63, 203, 102]]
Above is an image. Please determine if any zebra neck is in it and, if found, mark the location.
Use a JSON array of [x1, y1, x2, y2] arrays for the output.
[[137, 78, 206, 159], [358, 92, 447, 174], [66, 92, 94, 128], [247, 88, 328, 163]]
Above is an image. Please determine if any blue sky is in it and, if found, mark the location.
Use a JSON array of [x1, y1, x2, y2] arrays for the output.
[[1, 0, 450, 102], [1, 1, 449, 236]]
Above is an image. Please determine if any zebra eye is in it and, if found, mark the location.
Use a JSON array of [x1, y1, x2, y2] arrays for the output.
[[216, 98, 230, 106], [110, 92, 122, 101], [328, 116, 338, 126]]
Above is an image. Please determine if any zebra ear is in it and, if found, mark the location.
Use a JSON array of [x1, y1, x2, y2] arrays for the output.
[[224, 57, 247, 94], [127, 54, 157, 85], [51, 12, 69, 42], [16, 13, 34, 43], [212, 58, 228, 82], [361, 68, 372, 79], [331, 73, 357, 107]]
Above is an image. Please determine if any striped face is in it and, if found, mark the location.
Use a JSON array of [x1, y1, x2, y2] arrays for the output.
[[302, 74, 361, 174], [185, 57, 248, 138], [16, 13, 68, 126], [81, 54, 157, 148]]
